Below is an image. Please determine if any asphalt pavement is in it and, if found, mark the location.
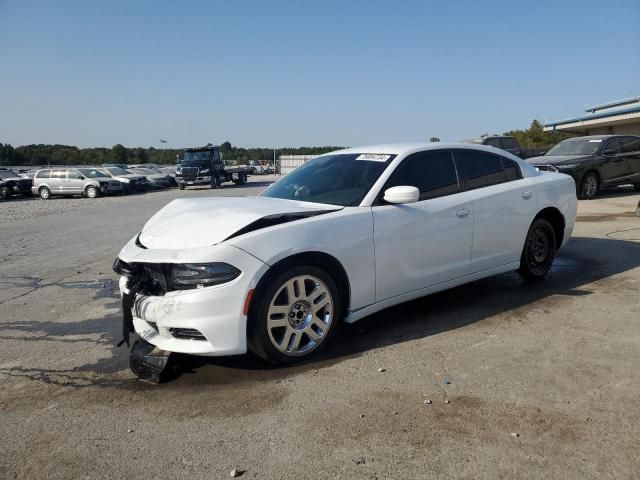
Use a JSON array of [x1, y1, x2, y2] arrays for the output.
[[1, 178, 639, 479]]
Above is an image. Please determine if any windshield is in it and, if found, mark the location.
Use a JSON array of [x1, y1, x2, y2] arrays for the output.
[[78, 168, 109, 178], [0, 170, 19, 179], [105, 167, 131, 176], [183, 151, 211, 163], [547, 139, 602, 156], [262, 153, 394, 206]]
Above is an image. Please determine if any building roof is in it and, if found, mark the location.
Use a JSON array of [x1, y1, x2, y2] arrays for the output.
[[584, 96, 640, 113], [543, 103, 640, 131]]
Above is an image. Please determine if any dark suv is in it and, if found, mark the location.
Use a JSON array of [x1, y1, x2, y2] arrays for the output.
[[527, 135, 640, 199], [464, 136, 547, 159]]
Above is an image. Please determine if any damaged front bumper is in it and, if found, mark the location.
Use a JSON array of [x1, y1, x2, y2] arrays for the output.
[[115, 236, 268, 356]]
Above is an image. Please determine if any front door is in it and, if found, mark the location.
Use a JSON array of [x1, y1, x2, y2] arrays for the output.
[[65, 169, 85, 194], [372, 150, 474, 301], [49, 169, 66, 194]]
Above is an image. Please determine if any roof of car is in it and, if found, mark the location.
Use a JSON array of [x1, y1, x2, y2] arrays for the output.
[[333, 142, 513, 156]]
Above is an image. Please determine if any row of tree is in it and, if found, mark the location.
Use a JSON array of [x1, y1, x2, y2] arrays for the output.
[[0, 120, 574, 167], [0, 142, 343, 167]]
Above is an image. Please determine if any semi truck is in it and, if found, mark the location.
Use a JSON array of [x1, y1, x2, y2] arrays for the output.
[[176, 145, 253, 190]]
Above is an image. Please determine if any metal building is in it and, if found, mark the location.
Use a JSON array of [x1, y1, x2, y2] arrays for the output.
[[278, 155, 318, 176], [543, 96, 640, 135]]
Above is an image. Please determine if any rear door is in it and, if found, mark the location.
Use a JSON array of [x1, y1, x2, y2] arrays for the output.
[[454, 150, 537, 273], [49, 169, 66, 194], [372, 150, 474, 300], [599, 138, 631, 185], [619, 137, 640, 184]]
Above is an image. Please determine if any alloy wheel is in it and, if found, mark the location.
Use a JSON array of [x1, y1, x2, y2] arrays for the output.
[[266, 275, 334, 356], [583, 174, 598, 198]]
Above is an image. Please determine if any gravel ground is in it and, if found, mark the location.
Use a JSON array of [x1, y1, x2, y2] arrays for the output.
[[1, 180, 639, 479]]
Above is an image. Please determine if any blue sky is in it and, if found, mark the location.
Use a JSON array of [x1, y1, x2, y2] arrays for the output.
[[1, 0, 639, 148]]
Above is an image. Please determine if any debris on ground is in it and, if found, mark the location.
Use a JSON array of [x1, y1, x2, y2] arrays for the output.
[[443, 379, 452, 385], [444, 400, 450, 404], [424, 399, 432, 404], [230, 467, 245, 477], [510, 432, 520, 437], [377, 367, 386, 372]]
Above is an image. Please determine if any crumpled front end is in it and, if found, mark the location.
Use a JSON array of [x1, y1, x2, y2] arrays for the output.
[[114, 235, 268, 356]]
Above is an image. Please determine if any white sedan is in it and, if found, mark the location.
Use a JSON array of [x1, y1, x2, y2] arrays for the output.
[[115, 143, 576, 363]]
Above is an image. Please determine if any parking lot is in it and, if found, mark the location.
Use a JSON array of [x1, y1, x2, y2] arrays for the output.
[[1, 176, 639, 479]]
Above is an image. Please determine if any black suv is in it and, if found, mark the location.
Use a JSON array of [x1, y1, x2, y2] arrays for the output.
[[527, 135, 640, 199], [0, 169, 33, 200], [465, 136, 547, 159]]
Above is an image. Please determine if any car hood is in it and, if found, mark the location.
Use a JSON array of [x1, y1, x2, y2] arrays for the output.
[[526, 154, 591, 165], [138, 196, 343, 249]]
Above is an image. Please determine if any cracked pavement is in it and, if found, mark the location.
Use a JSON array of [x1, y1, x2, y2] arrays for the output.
[[1, 181, 639, 479]]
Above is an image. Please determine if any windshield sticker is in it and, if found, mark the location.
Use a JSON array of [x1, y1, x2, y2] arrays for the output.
[[356, 154, 391, 162], [588, 139, 602, 142]]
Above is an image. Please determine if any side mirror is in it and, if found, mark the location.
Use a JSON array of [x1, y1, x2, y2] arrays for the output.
[[383, 186, 420, 204], [79, 176, 85, 180]]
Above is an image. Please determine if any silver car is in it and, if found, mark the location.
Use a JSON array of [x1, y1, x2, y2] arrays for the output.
[[31, 168, 124, 199]]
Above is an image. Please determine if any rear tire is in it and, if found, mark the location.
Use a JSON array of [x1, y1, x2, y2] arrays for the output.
[[0, 186, 9, 199], [178, 183, 185, 190], [518, 218, 556, 280], [39, 186, 51, 200], [578, 171, 599, 200], [633, 183, 640, 192], [248, 265, 341, 364]]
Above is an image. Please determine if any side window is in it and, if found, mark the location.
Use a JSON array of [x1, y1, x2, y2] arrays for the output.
[[36, 170, 50, 179], [455, 150, 507, 189], [212, 149, 220, 161], [620, 137, 640, 153], [500, 157, 522, 181], [384, 151, 459, 201], [602, 138, 620, 155], [68, 170, 83, 179], [50, 170, 66, 179], [484, 138, 502, 148], [501, 138, 518, 150]]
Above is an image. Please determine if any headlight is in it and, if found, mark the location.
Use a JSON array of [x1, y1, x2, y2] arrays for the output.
[[120, 178, 131, 183], [200, 168, 210, 174], [168, 263, 241, 290], [555, 164, 578, 170]]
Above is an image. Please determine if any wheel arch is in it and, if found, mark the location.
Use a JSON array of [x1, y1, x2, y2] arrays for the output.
[[249, 251, 351, 321], [533, 207, 565, 249]]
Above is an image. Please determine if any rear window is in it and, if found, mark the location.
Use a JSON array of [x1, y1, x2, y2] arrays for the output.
[[500, 157, 522, 181], [502, 138, 518, 149], [36, 170, 51, 178], [620, 137, 640, 153], [455, 150, 507, 189], [484, 138, 501, 148]]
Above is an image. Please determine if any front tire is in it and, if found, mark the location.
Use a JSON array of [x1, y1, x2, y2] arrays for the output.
[[518, 218, 557, 280], [248, 265, 341, 364], [178, 183, 185, 190], [0, 186, 9, 199], [39, 186, 51, 200], [633, 183, 640, 192], [578, 171, 599, 200], [85, 185, 99, 198]]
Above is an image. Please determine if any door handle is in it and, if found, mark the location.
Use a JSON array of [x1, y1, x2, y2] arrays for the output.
[[522, 191, 532, 199], [456, 208, 470, 218]]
